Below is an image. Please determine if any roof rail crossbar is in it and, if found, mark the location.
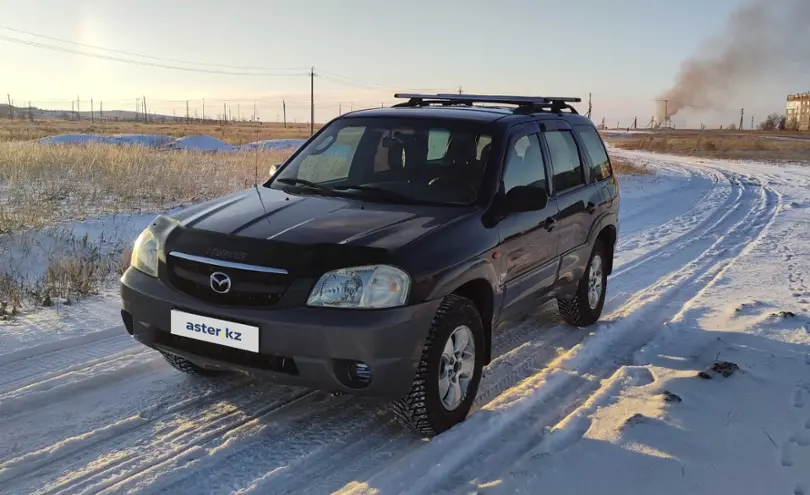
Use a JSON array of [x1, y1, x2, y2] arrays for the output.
[[392, 93, 581, 114]]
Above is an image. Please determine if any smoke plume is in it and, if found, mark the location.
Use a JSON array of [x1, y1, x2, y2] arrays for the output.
[[658, 0, 810, 123]]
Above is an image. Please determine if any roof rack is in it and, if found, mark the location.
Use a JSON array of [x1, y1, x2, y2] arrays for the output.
[[392, 93, 582, 114]]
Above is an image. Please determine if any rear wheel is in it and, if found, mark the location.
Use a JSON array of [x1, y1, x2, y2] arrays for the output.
[[557, 239, 608, 327], [160, 350, 230, 377], [391, 294, 485, 437]]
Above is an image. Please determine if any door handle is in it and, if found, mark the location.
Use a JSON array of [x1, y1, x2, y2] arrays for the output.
[[586, 202, 597, 214], [544, 217, 557, 231]]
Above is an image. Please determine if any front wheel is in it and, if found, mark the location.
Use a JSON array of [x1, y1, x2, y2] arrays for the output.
[[557, 239, 608, 327], [391, 294, 485, 437]]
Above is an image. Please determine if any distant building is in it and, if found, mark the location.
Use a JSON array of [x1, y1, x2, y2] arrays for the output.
[[786, 92, 810, 131]]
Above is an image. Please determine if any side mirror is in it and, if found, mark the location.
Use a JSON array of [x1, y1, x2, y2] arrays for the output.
[[504, 186, 549, 213]]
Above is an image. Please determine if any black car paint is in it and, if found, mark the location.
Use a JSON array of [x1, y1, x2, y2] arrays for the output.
[[120, 103, 619, 396]]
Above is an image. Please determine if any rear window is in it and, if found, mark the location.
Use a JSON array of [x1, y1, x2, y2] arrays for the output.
[[575, 125, 612, 182]]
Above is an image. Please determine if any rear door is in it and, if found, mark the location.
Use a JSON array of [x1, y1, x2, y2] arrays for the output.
[[541, 120, 601, 286], [497, 123, 561, 324], [573, 124, 619, 216]]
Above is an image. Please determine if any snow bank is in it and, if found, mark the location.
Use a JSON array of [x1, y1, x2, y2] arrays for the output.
[[165, 134, 236, 152], [35, 134, 174, 147], [239, 139, 307, 151], [32, 133, 306, 153]]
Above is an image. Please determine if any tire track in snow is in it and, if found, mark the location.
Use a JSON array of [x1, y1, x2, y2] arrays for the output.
[[0, 335, 140, 397], [0, 347, 160, 418], [11, 386, 316, 495], [441, 172, 782, 494], [344, 167, 781, 495]]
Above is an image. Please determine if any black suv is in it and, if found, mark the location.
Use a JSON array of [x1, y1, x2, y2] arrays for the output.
[[120, 93, 619, 436]]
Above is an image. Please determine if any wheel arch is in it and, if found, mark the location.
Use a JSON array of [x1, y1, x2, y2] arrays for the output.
[[450, 279, 495, 364], [426, 258, 499, 365], [596, 224, 617, 275]]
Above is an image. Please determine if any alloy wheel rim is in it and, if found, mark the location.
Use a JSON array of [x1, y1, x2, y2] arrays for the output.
[[438, 325, 476, 411], [588, 254, 604, 310]]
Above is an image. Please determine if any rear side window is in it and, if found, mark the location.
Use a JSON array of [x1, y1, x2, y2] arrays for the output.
[[575, 125, 612, 182], [502, 133, 547, 193], [544, 130, 584, 192]]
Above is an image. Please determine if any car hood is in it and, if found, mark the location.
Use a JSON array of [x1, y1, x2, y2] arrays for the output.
[[170, 186, 468, 251]]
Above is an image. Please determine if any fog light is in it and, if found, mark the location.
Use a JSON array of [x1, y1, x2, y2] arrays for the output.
[[349, 361, 371, 385]]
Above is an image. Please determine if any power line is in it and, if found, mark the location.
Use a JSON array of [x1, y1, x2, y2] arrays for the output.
[[0, 34, 308, 76], [318, 70, 451, 93], [0, 24, 306, 72]]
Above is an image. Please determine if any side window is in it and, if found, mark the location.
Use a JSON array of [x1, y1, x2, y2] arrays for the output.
[[544, 130, 585, 192], [502, 133, 547, 194], [575, 125, 612, 182], [298, 126, 362, 182]]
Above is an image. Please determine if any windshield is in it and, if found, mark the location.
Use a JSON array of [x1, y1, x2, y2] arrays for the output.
[[268, 117, 493, 205]]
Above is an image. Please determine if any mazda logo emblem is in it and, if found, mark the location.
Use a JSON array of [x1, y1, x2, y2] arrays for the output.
[[209, 272, 232, 294]]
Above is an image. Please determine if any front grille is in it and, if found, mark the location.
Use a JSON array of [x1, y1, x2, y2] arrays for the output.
[[155, 332, 298, 374], [167, 253, 290, 308]]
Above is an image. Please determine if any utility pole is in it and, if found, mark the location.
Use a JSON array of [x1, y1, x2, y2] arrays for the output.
[[739, 108, 744, 131], [223, 102, 227, 124], [237, 104, 240, 122], [283, 100, 287, 128], [253, 99, 256, 122], [28, 101, 33, 121], [91, 98, 94, 123], [202, 98, 205, 123], [77, 95, 80, 120], [458, 86, 463, 95], [186, 100, 190, 123], [339, 102, 342, 115], [310, 66, 316, 135], [135, 99, 139, 122], [6, 94, 12, 120], [633, 116, 638, 129], [586, 93, 592, 119], [751, 115, 754, 131], [100, 101, 103, 121]]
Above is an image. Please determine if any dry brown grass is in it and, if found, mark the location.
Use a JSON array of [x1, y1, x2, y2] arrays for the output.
[[0, 142, 295, 233], [0, 119, 319, 144], [609, 154, 649, 175], [604, 131, 810, 162], [0, 142, 297, 311]]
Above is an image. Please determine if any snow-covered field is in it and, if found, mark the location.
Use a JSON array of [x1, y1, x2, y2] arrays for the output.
[[1, 148, 809, 495]]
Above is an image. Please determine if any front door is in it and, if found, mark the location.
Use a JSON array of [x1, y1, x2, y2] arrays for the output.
[[497, 124, 561, 326]]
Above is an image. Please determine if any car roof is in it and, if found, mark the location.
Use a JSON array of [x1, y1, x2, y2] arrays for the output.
[[340, 104, 596, 127]]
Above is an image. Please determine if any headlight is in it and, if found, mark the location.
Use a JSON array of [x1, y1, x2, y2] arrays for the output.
[[307, 265, 411, 309], [130, 227, 159, 277]]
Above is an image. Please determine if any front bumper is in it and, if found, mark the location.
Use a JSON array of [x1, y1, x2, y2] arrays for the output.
[[120, 267, 441, 399]]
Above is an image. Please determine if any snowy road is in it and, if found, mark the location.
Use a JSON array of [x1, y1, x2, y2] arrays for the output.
[[2, 151, 809, 495]]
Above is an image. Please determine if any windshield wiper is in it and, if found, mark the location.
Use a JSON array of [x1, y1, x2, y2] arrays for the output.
[[332, 184, 440, 205], [275, 177, 341, 197]]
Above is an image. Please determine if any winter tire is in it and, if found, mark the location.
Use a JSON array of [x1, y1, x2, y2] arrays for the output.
[[558, 239, 608, 327], [160, 350, 230, 377], [391, 294, 485, 437]]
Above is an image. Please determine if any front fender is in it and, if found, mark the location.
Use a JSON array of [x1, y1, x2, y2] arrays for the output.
[[425, 257, 500, 302]]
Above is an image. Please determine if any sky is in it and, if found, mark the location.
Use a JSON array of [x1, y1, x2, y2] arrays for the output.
[[0, 0, 802, 127]]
